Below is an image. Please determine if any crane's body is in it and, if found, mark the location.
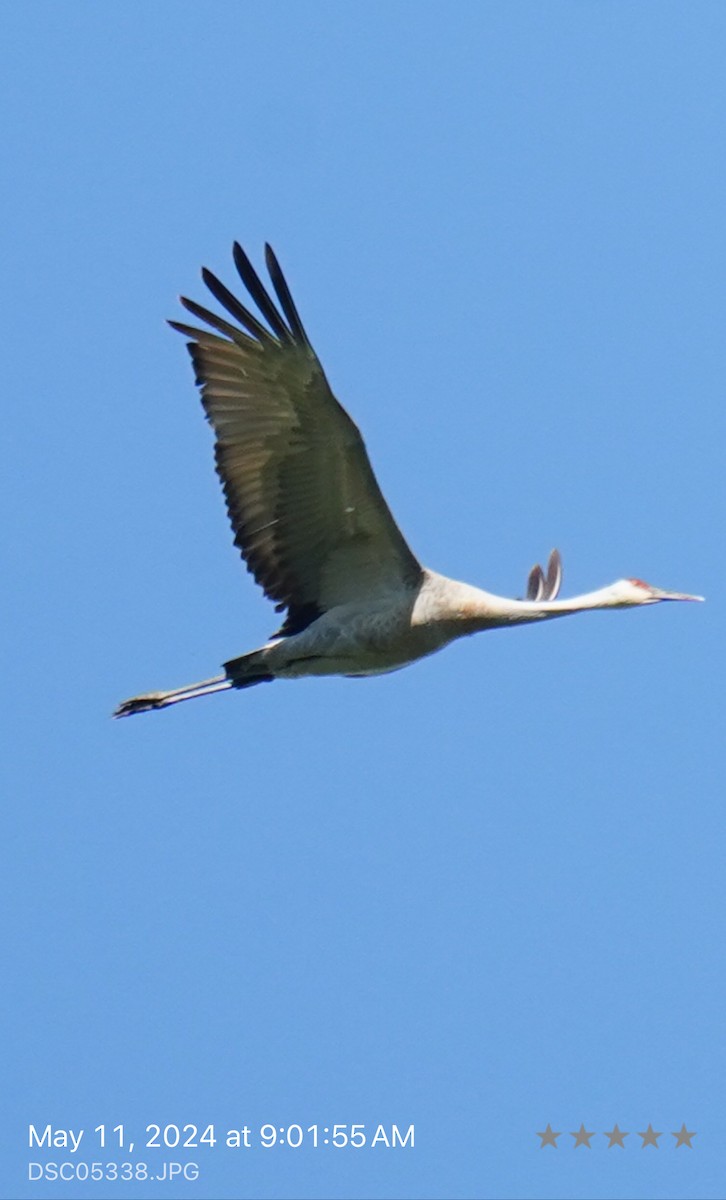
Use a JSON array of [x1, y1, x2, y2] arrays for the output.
[[115, 244, 701, 718]]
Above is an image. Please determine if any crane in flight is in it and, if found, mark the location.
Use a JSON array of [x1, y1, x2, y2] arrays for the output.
[[115, 244, 702, 717]]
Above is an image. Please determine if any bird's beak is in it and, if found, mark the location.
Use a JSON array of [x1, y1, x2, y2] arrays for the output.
[[652, 588, 705, 602]]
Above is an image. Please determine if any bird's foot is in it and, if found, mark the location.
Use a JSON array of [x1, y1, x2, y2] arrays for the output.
[[113, 692, 169, 718]]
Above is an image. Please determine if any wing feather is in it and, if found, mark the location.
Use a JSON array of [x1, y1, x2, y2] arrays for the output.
[[172, 245, 421, 635]]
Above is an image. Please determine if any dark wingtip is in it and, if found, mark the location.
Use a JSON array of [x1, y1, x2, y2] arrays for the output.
[[232, 241, 253, 280], [545, 548, 563, 600], [229, 243, 291, 341], [263, 244, 311, 348], [525, 549, 563, 602], [167, 299, 191, 333], [526, 563, 545, 601]]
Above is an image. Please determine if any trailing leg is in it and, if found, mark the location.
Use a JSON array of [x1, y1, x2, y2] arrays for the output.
[[113, 674, 232, 718]]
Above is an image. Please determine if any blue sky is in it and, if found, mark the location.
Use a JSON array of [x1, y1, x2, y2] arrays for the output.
[[2, 4, 723, 1198]]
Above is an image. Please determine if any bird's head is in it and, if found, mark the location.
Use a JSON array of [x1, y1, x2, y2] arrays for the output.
[[607, 578, 704, 607]]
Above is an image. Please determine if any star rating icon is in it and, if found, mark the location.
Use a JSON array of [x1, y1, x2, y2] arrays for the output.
[[672, 1124, 696, 1148], [536, 1124, 561, 1148], [603, 1124, 628, 1148], [571, 1124, 594, 1148], [536, 1122, 695, 1148], [638, 1123, 662, 1148]]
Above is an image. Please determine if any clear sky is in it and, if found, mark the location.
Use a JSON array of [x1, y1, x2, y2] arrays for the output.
[[2, 4, 723, 1199]]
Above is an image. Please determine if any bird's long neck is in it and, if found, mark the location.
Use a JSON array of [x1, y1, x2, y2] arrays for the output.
[[419, 572, 628, 632], [470, 583, 625, 628]]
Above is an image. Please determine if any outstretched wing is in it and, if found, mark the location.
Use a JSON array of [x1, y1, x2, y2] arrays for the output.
[[170, 244, 422, 635]]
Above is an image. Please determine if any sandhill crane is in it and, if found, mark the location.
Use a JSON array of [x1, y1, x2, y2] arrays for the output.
[[114, 244, 702, 717]]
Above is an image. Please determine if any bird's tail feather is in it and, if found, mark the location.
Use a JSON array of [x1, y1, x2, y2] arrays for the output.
[[223, 650, 274, 689]]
